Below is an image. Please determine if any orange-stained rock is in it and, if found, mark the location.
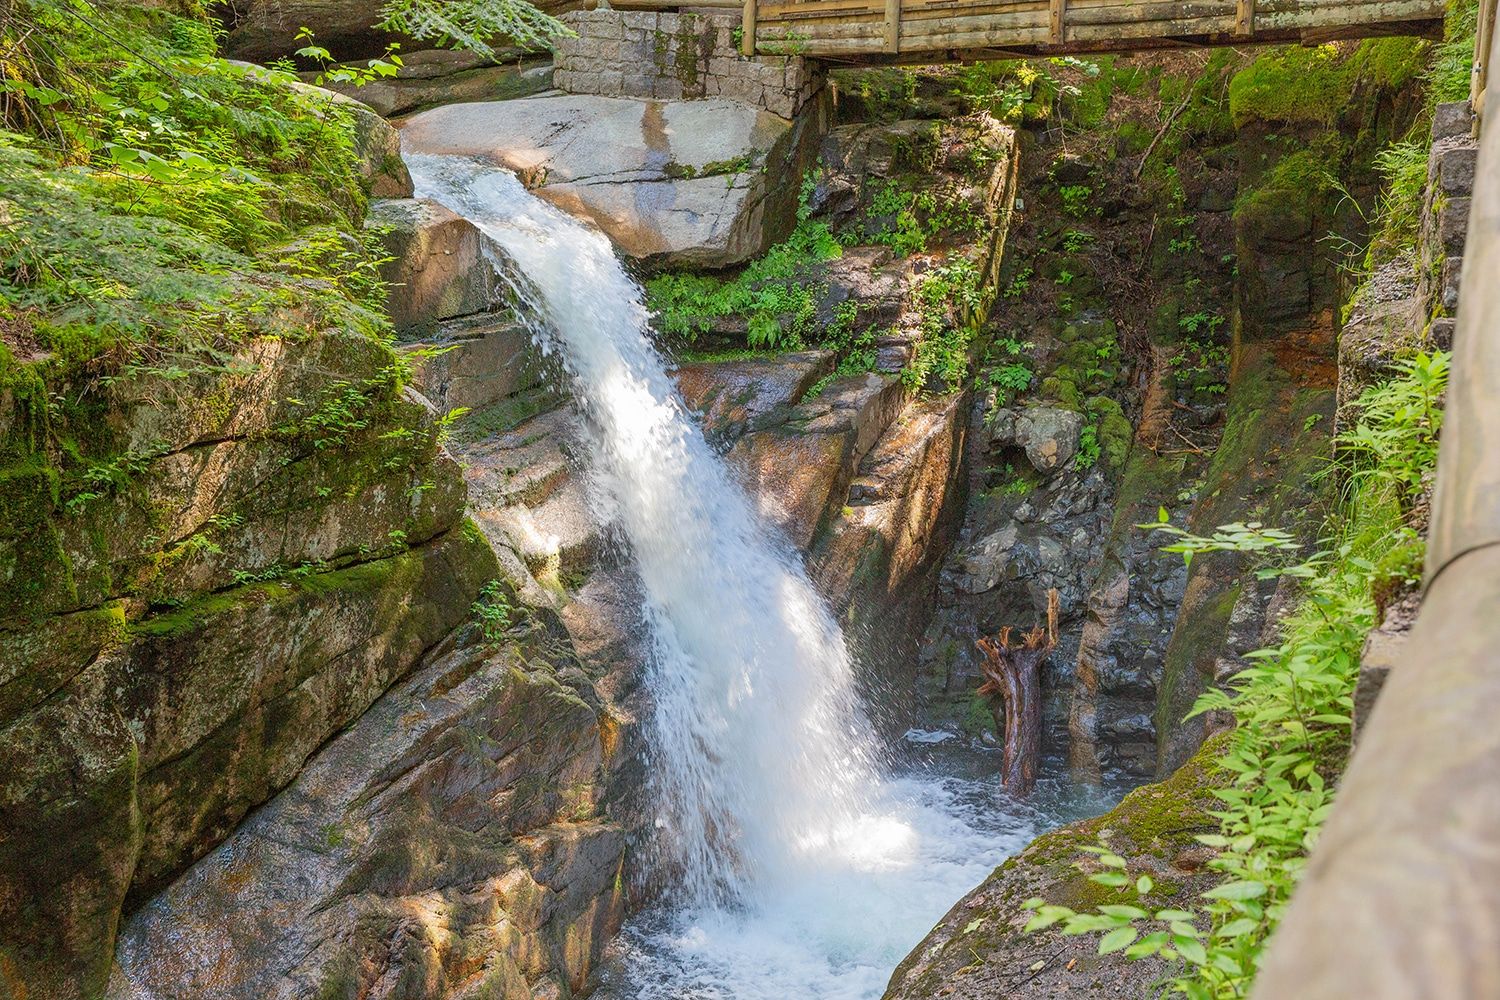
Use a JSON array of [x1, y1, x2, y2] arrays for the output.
[[725, 372, 903, 549]]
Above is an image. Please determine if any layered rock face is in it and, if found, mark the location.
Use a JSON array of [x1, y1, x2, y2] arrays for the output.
[[0, 324, 497, 998], [110, 613, 623, 1000], [100, 182, 635, 1000]]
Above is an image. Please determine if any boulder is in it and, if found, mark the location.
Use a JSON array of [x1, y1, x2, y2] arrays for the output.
[[955, 524, 1021, 595], [405, 312, 544, 413], [726, 373, 903, 549], [1, 528, 496, 1000], [883, 738, 1229, 1000], [0, 323, 497, 999], [367, 198, 499, 334], [986, 405, 1084, 473], [1015, 406, 1084, 472], [399, 92, 831, 269], [671, 350, 833, 445]]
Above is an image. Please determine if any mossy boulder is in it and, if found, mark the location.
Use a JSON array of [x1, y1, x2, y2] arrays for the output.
[[0, 323, 497, 998], [0, 528, 497, 999], [883, 735, 1229, 1000]]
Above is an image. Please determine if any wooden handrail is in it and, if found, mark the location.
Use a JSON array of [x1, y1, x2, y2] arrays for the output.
[[1475, 0, 1497, 127], [1251, 9, 1500, 997]]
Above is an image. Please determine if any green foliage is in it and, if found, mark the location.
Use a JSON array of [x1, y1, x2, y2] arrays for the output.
[[1023, 353, 1450, 999], [0, 2, 389, 384], [950, 57, 1104, 125], [1003, 264, 1034, 299], [1427, 0, 1480, 105], [1336, 351, 1448, 499], [294, 27, 404, 88], [646, 182, 842, 350], [0, 0, 402, 592], [1074, 422, 1101, 469], [1171, 312, 1230, 399], [1058, 183, 1094, 218], [989, 362, 1033, 393], [377, 0, 573, 57], [861, 178, 982, 256], [904, 257, 983, 391], [471, 578, 517, 646], [1361, 140, 1428, 268], [804, 302, 880, 399], [1140, 510, 1301, 569]]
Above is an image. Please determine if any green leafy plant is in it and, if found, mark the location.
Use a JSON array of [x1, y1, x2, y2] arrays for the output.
[[1058, 184, 1094, 218], [904, 257, 984, 391], [471, 579, 517, 646], [989, 362, 1034, 393], [295, 28, 405, 86], [646, 177, 841, 349], [1003, 264, 1035, 299], [1337, 351, 1448, 498], [377, 0, 572, 58], [1075, 422, 1100, 468], [1140, 509, 1301, 568], [1062, 229, 1095, 253]]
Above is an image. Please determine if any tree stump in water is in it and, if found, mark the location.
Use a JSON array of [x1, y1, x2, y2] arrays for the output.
[[975, 589, 1059, 796]]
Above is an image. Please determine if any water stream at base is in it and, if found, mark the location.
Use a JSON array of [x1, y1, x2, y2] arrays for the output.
[[406, 151, 1123, 999]]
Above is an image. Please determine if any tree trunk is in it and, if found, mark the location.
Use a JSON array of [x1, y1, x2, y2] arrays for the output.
[[976, 589, 1058, 796]]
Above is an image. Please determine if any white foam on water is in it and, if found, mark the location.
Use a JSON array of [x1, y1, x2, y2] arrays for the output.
[[405, 149, 1116, 998]]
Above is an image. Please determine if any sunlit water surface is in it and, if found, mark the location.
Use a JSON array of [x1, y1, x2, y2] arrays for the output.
[[596, 738, 1123, 1000]]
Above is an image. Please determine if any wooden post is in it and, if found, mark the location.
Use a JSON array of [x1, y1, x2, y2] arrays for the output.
[[741, 0, 756, 56], [884, 0, 902, 54], [1234, 0, 1255, 36], [1049, 0, 1066, 44], [1474, 0, 1496, 129]]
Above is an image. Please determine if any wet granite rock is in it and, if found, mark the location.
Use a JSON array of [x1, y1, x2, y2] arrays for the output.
[[109, 627, 624, 1000], [400, 93, 831, 270], [368, 198, 500, 334]]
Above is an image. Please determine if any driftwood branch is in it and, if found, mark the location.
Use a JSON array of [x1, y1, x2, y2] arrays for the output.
[[975, 589, 1059, 795], [1134, 90, 1195, 180]]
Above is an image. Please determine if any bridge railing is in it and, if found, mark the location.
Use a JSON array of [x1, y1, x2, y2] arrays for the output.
[[1251, 6, 1500, 997], [734, 0, 1443, 58], [603, 0, 1445, 59]]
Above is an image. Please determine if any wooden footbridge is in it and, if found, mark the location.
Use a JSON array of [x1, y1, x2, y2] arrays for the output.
[[615, 0, 1444, 61]]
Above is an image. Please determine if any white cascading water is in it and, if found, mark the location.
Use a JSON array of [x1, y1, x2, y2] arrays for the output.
[[406, 151, 1113, 998]]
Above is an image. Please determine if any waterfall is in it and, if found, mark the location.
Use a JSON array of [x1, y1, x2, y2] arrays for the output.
[[405, 152, 883, 907], [404, 151, 1113, 998]]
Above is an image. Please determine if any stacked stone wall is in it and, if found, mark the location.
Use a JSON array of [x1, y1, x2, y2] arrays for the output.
[[553, 8, 822, 118]]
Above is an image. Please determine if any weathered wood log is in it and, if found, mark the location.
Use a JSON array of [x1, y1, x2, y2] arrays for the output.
[[975, 589, 1058, 796]]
